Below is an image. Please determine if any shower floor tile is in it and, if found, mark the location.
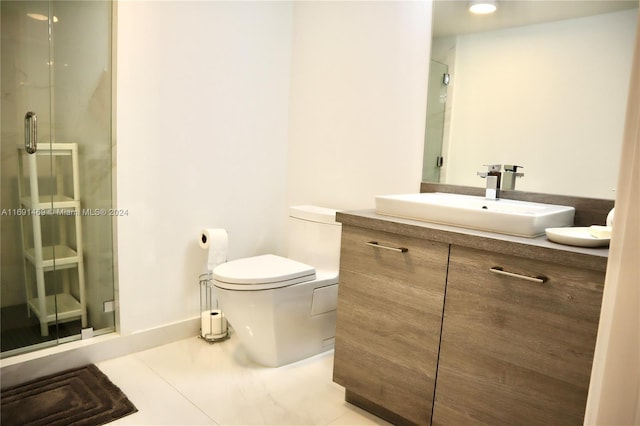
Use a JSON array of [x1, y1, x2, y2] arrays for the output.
[[97, 335, 390, 426], [0, 304, 81, 353]]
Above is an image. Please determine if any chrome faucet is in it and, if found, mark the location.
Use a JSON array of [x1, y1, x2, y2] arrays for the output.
[[477, 164, 501, 200], [502, 164, 524, 190]]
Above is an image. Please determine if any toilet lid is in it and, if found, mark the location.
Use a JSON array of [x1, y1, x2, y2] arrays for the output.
[[212, 254, 316, 290]]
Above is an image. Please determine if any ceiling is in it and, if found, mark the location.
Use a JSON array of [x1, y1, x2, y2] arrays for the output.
[[432, 0, 639, 37]]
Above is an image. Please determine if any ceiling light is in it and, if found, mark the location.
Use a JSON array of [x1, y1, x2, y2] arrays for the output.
[[469, 0, 497, 15], [27, 13, 48, 21], [26, 13, 58, 22]]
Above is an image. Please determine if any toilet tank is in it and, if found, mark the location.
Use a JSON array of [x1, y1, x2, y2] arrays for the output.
[[286, 205, 342, 272]]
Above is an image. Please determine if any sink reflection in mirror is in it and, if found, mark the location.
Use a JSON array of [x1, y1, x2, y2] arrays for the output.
[[423, 1, 637, 199]]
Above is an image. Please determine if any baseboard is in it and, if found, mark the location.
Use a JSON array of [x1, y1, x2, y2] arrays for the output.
[[0, 317, 199, 388]]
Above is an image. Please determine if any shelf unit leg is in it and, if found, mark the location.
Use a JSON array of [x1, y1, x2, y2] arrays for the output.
[[75, 218, 87, 328], [71, 145, 87, 328], [35, 266, 48, 337], [28, 178, 50, 336], [18, 152, 31, 319], [77, 262, 87, 328]]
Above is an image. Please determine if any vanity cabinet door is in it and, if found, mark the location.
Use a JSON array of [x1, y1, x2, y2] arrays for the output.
[[333, 225, 449, 426], [432, 245, 605, 426]]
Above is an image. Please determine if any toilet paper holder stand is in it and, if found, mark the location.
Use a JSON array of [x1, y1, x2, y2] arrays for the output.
[[199, 272, 229, 343]]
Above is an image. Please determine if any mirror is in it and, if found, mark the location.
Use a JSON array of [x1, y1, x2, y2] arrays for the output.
[[423, 0, 638, 199]]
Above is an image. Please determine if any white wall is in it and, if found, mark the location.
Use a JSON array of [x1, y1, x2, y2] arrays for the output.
[[287, 1, 432, 210], [116, 0, 431, 335], [444, 10, 636, 198], [116, 1, 293, 334]]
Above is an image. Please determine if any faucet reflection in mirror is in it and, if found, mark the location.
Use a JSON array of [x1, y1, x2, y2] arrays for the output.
[[423, 3, 637, 198], [503, 164, 524, 190]]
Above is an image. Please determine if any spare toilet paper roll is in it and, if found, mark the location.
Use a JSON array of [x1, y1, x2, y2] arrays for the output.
[[201, 310, 228, 338], [199, 228, 228, 271]]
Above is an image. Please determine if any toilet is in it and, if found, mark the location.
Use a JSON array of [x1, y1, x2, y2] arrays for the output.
[[212, 205, 342, 367]]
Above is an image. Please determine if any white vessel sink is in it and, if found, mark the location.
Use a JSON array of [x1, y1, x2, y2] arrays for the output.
[[375, 192, 575, 237]]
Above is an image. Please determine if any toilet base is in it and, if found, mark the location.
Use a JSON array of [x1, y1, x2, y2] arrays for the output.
[[215, 275, 338, 367]]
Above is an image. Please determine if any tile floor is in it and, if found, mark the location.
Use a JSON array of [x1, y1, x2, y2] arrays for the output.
[[98, 334, 391, 425]]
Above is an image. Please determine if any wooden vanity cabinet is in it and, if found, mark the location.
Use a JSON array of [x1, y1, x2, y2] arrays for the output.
[[432, 245, 605, 426], [333, 225, 449, 425]]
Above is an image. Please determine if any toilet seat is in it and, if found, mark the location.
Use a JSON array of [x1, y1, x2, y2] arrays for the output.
[[212, 254, 316, 291]]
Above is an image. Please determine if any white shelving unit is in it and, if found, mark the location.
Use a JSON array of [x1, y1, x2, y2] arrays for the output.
[[17, 143, 87, 336]]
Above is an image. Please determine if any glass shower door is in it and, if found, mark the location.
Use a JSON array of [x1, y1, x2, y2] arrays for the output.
[[422, 60, 449, 183], [1, 0, 115, 357], [1, 0, 65, 352]]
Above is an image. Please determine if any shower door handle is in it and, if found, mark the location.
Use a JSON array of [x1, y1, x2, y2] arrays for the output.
[[24, 111, 37, 154]]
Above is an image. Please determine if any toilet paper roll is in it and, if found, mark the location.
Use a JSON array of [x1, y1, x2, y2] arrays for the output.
[[201, 310, 228, 338], [200, 228, 228, 271]]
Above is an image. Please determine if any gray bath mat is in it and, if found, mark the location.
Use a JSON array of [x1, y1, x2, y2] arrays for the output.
[[1, 364, 137, 426]]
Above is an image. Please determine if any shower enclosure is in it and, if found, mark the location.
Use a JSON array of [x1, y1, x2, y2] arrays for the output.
[[1, 1, 115, 356], [422, 60, 449, 183]]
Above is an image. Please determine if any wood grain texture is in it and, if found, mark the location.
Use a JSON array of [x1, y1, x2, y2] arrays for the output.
[[345, 390, 417, 426], [336, 210, 608, 273], [432, 245, 605, 426], [333, 225, 449, 425]]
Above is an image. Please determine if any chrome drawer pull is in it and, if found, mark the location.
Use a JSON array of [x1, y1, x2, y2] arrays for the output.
[[490, 267, 547, 283], [366, 241, 408, 253]]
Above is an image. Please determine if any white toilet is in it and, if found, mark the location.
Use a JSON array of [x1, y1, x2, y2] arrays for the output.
[[212, 205, 342, 367]]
